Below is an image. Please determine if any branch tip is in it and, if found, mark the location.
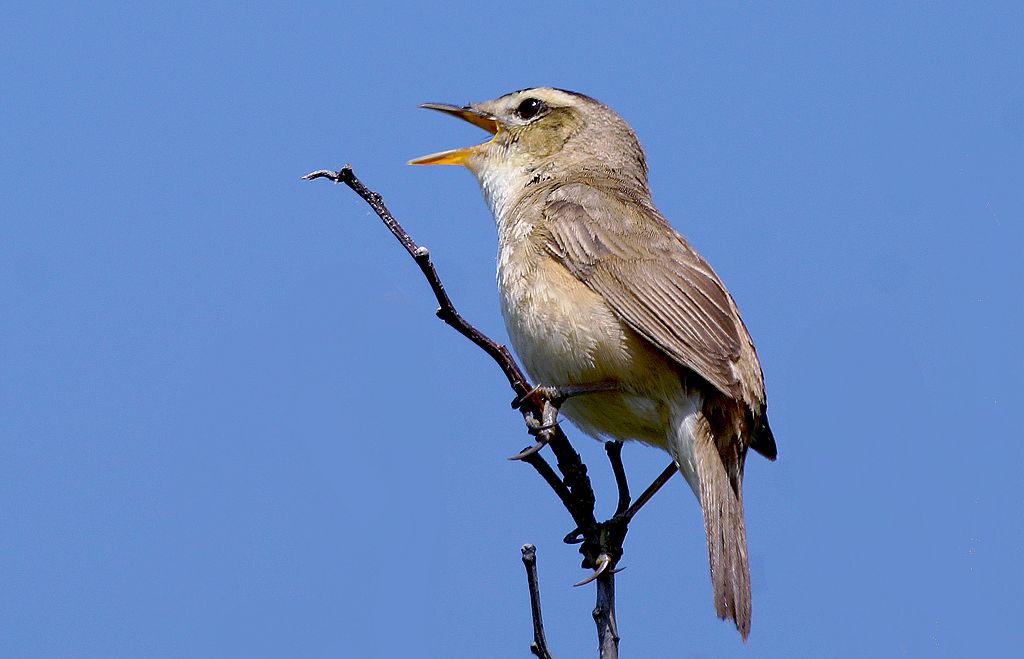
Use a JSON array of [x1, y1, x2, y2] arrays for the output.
[[521, 543, 554, 659]]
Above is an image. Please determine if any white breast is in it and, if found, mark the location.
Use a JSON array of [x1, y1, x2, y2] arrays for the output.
[[495, 223, 662, 396], [472, 158, 679, 446]]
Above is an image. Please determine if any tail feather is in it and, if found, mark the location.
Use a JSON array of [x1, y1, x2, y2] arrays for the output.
[[693, 414, 752, 640]]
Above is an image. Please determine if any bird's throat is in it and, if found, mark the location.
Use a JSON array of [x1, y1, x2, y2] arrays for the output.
[[474, 159, 540, 229]]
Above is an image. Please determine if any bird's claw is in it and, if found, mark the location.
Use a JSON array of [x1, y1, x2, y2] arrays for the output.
[[508, 438, 548, 461], [574, 553, 615, 587], [507, 408, 560, 459], [563, 528, 584, 544], [523, 410, 558, 434], [512, 382, 618, 452]]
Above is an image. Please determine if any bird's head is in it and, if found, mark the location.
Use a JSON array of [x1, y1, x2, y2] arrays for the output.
[[410, 88, 649, 198]]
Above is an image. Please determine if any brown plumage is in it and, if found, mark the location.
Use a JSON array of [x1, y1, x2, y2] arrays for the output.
[[412, 87, 776, 640]]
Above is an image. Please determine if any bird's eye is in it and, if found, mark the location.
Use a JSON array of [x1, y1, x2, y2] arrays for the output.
[[514, 98, 545, 121]]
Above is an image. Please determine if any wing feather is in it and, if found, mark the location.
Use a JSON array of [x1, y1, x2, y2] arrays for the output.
[[542, 184, 748, 399]]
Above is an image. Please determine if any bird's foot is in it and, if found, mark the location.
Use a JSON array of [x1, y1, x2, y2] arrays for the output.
[[508, 400, 561, 460], [509, 381, 618, 460], [512, 381, 618, 411]]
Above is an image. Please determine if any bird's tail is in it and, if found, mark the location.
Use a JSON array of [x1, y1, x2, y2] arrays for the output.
[[671, 405, 752, 640]]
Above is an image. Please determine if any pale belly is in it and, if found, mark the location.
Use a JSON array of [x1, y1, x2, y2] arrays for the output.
[[498, 249, 682, 448]]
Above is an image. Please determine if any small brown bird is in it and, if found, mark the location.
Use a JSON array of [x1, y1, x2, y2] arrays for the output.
[[411, 88, 776, 639]]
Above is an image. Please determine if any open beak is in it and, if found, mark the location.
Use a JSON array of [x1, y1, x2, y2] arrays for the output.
[[409, 103, 499, 166]]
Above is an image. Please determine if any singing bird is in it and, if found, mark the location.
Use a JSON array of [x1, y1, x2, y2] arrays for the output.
[[410, 88, 776, 639]]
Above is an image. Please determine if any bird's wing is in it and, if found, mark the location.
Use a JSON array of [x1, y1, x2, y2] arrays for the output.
[[540, 183, 753, 400]]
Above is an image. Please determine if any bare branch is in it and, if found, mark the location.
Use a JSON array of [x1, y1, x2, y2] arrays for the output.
[[521, 545, 555, 659], [594, 571, 620, 658], [623, 463, 678, 523], [605, 441, 630, 517], [306, 164, 681, 659], [303, 165, 532, 400], [520, 451, 574, 512], [306, 165, 605, 530]]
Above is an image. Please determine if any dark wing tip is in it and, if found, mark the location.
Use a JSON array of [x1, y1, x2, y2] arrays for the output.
[[751, 414, 777, 461]]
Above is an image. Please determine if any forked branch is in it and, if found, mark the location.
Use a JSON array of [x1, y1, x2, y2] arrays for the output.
[[305, 165, 677, 658]]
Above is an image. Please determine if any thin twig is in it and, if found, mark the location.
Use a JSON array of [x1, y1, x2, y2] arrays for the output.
[[521, 451, 574, 512], [521, 545, 555, 659], [303, 166, 532, 400], [306, 166, 605, 535], [306, 164, 679, 659], [605, 442, 630, 517], [545, 430, 598, 542], [305, 163, 603, 541], [623, 463, 678, 523]]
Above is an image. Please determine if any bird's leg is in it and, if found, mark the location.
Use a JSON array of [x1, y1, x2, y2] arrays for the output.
[[572, 451, 677, 587], [571, 463, 677, 536], [513, 381, 619, 413], [522, 390, 562, 433], [510, 381, 619, 460], [575, 522, 628, 587], [571, 442, 634, 585]]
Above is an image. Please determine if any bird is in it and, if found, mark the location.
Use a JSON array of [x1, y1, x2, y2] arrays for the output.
[[410, 87, 777, 640]]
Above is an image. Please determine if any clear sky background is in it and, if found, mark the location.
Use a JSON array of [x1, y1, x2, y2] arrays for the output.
[[3, 3, 1022, 657]]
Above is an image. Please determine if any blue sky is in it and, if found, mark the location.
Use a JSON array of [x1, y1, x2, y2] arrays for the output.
[[2, 2, 1022, 657]]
